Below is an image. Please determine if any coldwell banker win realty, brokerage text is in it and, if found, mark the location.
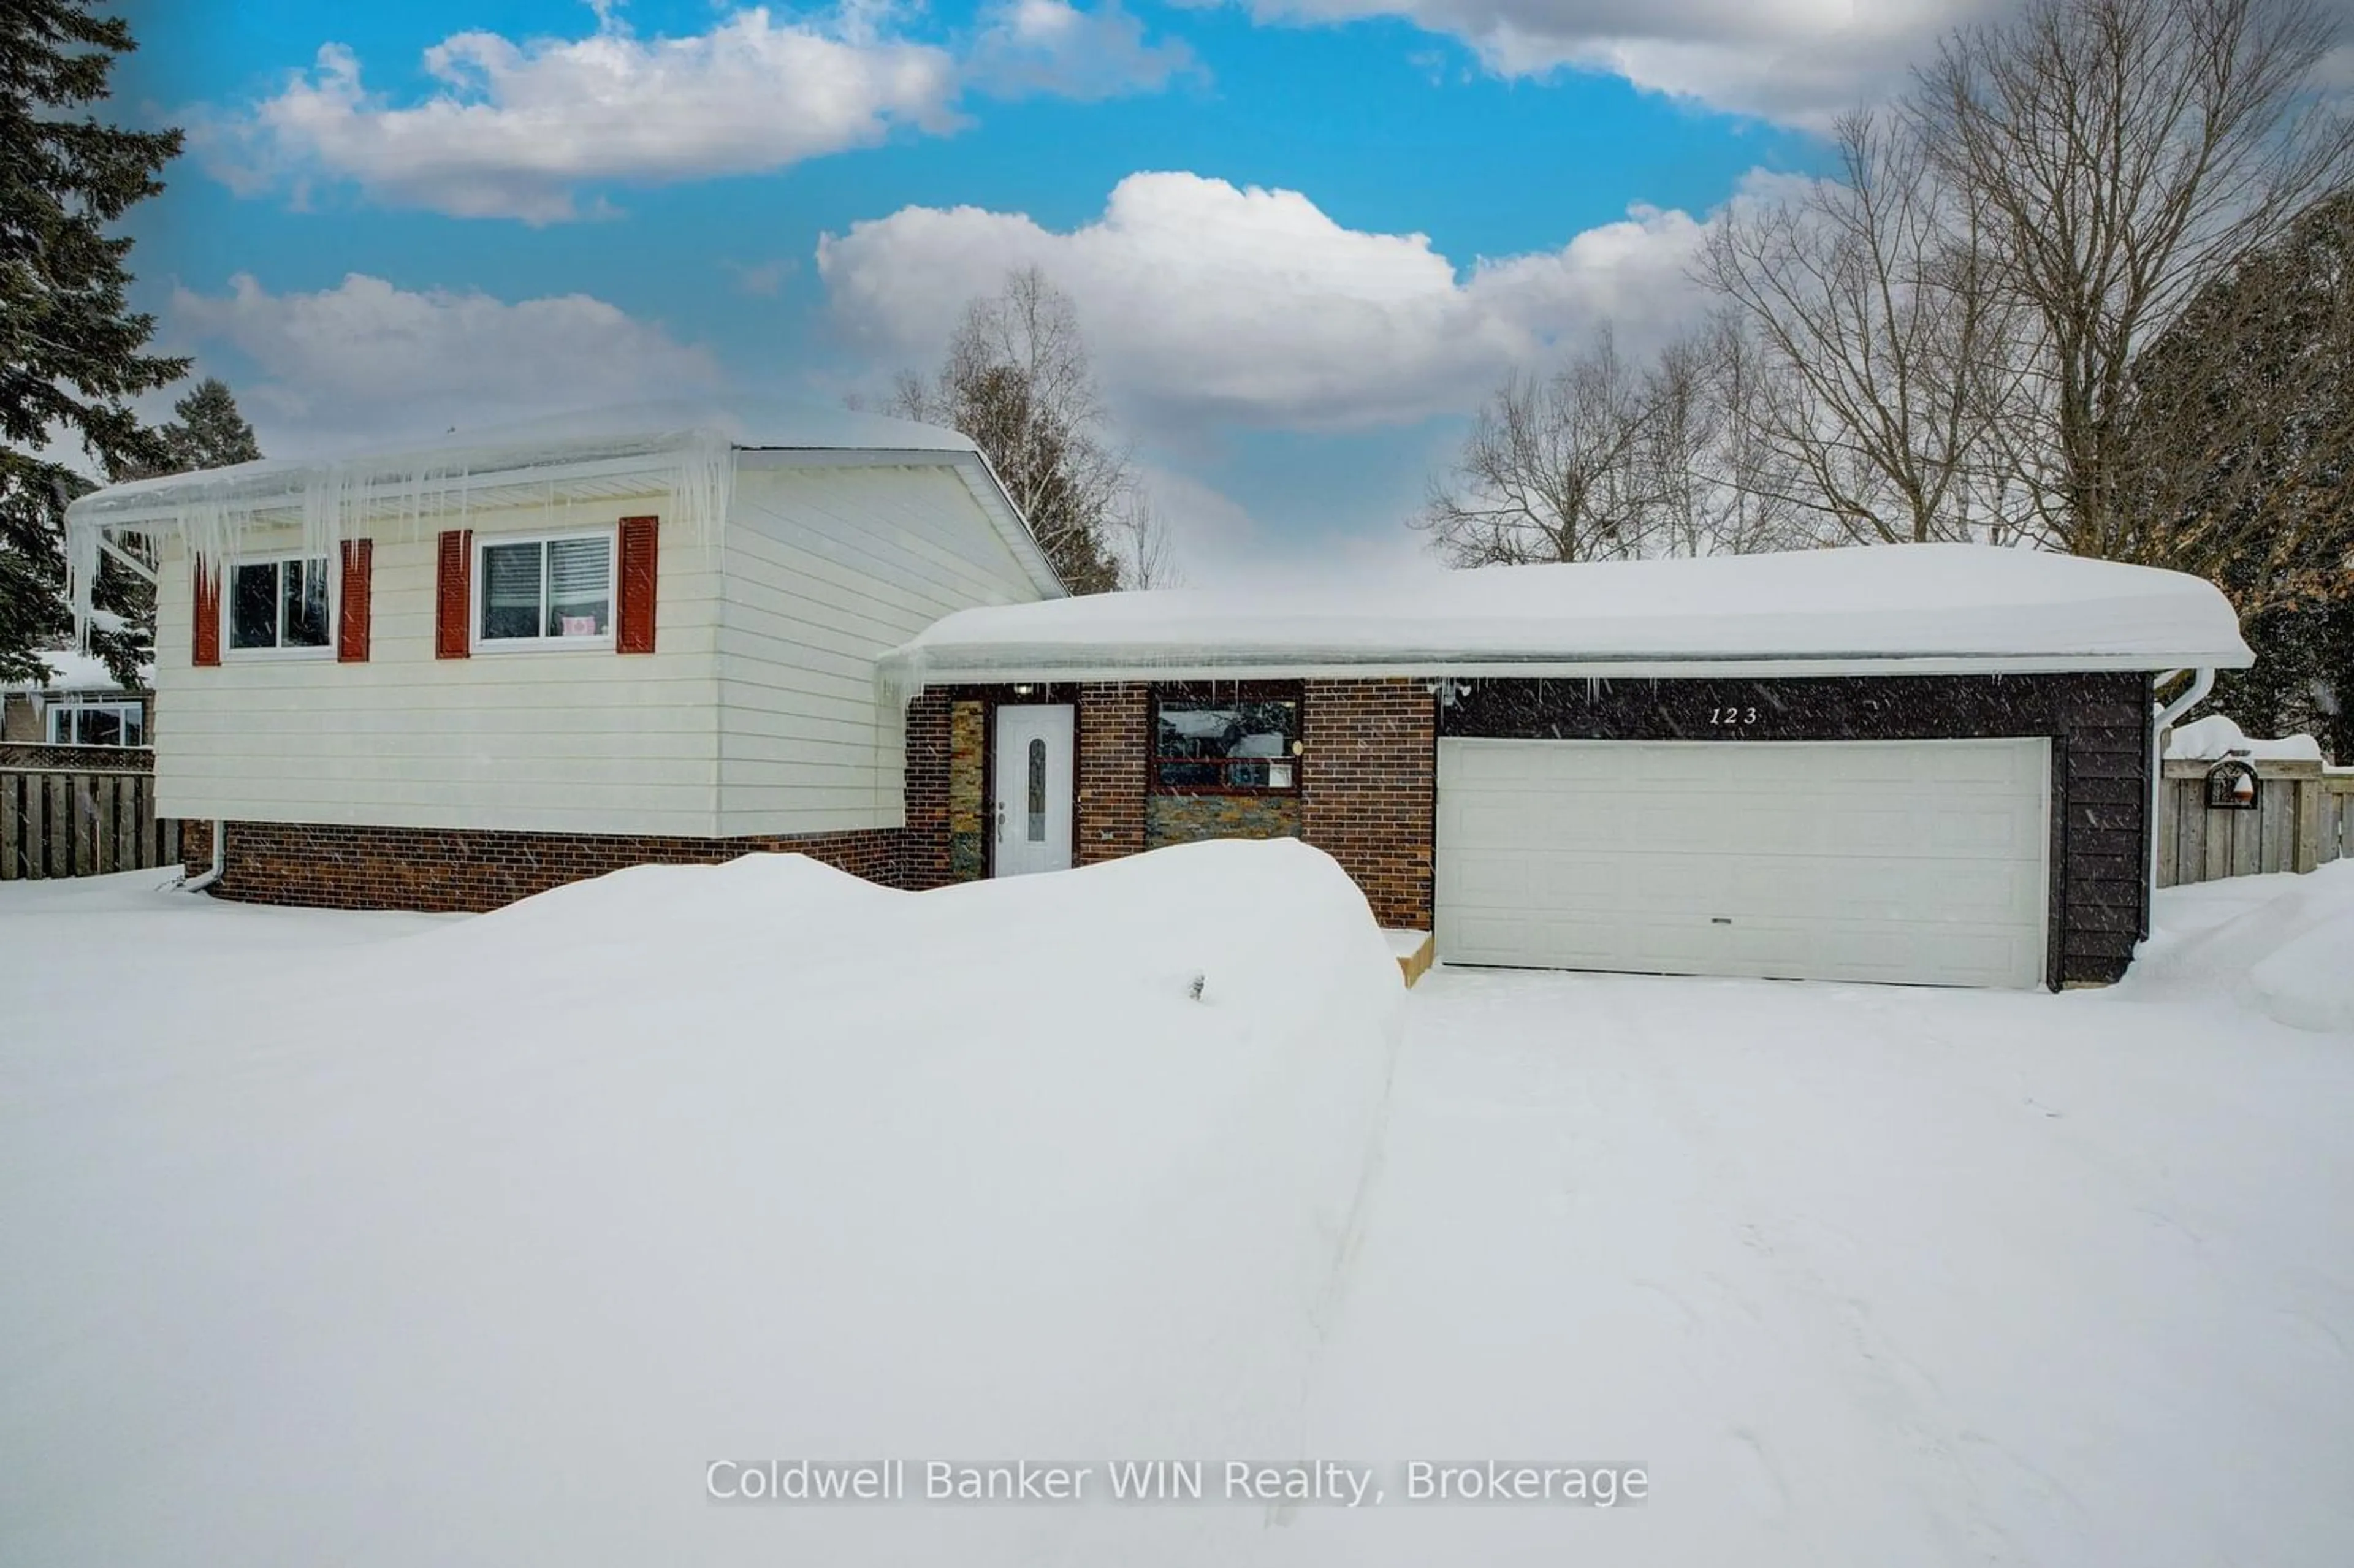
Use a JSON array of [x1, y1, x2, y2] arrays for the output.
[[703, 1459, 1651, 1507]]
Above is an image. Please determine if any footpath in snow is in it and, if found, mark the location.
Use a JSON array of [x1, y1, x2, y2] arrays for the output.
[[1294, 862, 2354, 1567]]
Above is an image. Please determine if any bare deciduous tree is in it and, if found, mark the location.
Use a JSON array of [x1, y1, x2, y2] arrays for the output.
[[1701, 112, 2028, 547], [1416, 330, 1669, 565], [1419, 321, 1824, 567], [1644, 316, 1819, 557], [1911, 0, 2354, 558], [879, 266, 1158, 593]]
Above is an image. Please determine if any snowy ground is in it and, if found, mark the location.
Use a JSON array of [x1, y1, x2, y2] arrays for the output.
[[4, 851, 2352, 1565]]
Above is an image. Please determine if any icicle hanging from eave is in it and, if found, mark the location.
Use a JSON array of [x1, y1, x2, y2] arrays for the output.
[[65, 514, 101, 652], [64, 428, 742, 650]]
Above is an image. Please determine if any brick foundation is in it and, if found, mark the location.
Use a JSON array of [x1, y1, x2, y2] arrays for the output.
[[182, 687, 962, 914], [182, 818, 912, 914]]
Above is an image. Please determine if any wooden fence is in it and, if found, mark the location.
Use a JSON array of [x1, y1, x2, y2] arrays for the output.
[[0, 767, 183, 881], [2156, 758, 2354, 888]]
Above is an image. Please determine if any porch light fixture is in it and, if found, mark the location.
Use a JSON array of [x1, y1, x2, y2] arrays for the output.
[[2203, 755, 2260, 811], [1013, 684, 1035, 696]]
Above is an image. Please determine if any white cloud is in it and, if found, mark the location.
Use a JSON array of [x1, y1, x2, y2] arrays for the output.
[[1224, 0, 2003, 125], [197, 2, 1192, 223], [819, 170, 1715, 431], [170, 273, 723, 452]]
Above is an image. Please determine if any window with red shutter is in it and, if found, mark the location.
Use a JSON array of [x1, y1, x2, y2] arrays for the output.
[[617, 515, 658, 654]]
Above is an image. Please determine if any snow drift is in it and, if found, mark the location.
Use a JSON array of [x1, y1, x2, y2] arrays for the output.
[[2119, 859, 2354, 1033], [0, 840, 1402, 1566]]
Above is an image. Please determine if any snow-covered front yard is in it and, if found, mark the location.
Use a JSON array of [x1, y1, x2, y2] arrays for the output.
[[3, 847, 2350, 1565]]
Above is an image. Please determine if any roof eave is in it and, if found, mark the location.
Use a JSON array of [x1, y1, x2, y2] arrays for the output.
[[882, 649, 2255, 690]]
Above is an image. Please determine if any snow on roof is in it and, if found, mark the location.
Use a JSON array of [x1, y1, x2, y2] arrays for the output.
[[1, 649, 140, 694], [885, 544, 2253, 687], [61, 398, 1059, 641], [2164, 714, 2326, 764], [69, 398, 977, 524]]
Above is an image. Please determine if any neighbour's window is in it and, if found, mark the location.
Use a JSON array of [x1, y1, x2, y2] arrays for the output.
[[1152, 685, 1302, 792], [45, 702, 145, 747], [479, 533, 614, 645], [227, 557, 330, 652]]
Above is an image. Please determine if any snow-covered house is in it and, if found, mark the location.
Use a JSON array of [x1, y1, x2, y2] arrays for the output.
[[66, 425, 2252, 992], [61, 405, 1062, 908], [880, 546, 2252, 991]]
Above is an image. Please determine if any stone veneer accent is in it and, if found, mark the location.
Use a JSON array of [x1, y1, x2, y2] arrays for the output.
[[1146, 794, 1304, 849], [1301, 678, 1437, 930], [947, 698, 986, 882]]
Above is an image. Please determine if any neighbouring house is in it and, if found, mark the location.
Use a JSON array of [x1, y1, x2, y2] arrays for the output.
[[1, 649, 154, 766], [61, 404, 1062, 910], [66, 414, 2252, 991], [878, 545, 2251, 991]]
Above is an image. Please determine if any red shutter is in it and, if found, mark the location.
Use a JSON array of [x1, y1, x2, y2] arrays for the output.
[[617, 515, 658, 655], [435, 530, 472, 659], [337, 539, 373, 663], [191, 560, 220, 667]]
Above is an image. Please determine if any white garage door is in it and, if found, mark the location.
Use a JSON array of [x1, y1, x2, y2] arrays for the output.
[[1436, 739, 2050, 989]]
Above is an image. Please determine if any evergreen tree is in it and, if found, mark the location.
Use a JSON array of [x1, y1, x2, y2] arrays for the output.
[[150, 376, 261, 473], [2120, 192, 2354, 760], [1, 1, 186, 687]]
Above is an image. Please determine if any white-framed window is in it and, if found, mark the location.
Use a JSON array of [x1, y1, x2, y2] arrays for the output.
[[226, 555, 333, 655], [474, 530, 615, 650], [45, 701, 146, 747]]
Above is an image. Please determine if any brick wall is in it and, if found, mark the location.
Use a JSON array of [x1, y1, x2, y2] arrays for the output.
[[1301, 678, 1437, 929], [1075, 682, 1148, 864], [183, 818, 908, 913], [901, 689, 953, 892]]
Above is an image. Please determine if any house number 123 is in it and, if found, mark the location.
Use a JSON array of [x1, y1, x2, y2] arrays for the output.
[[1710, 706, 1759, 726]]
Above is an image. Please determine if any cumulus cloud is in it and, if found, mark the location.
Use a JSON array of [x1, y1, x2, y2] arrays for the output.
[[170, 273, 723, 452], [196, 1, 1192, 223], [819, 170, 1715, 431], [1224, 0, 2003, 124]]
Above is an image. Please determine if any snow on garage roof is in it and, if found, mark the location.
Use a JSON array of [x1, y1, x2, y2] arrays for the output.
[[884, 544, 2253, 688]]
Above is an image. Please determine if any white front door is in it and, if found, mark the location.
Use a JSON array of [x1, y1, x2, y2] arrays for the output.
[[1436, 737, 2051, 988], [992, 704, 1075, 877]]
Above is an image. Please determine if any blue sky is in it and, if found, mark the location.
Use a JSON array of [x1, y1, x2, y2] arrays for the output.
[[105, 0, 1951, 580]]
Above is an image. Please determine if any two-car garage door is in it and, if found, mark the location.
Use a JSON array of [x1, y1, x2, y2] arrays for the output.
[[1436, 739, 2051, 989]]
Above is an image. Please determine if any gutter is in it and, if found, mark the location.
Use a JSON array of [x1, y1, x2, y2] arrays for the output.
[[2147, 668, 2216, 937], [180, 820, 224, 894]]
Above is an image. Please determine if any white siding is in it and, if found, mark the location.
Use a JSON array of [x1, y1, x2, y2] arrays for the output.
[[715, 465, 1048, 835], [154, 496, 727, 835], [153, 463, 1053, 840]]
